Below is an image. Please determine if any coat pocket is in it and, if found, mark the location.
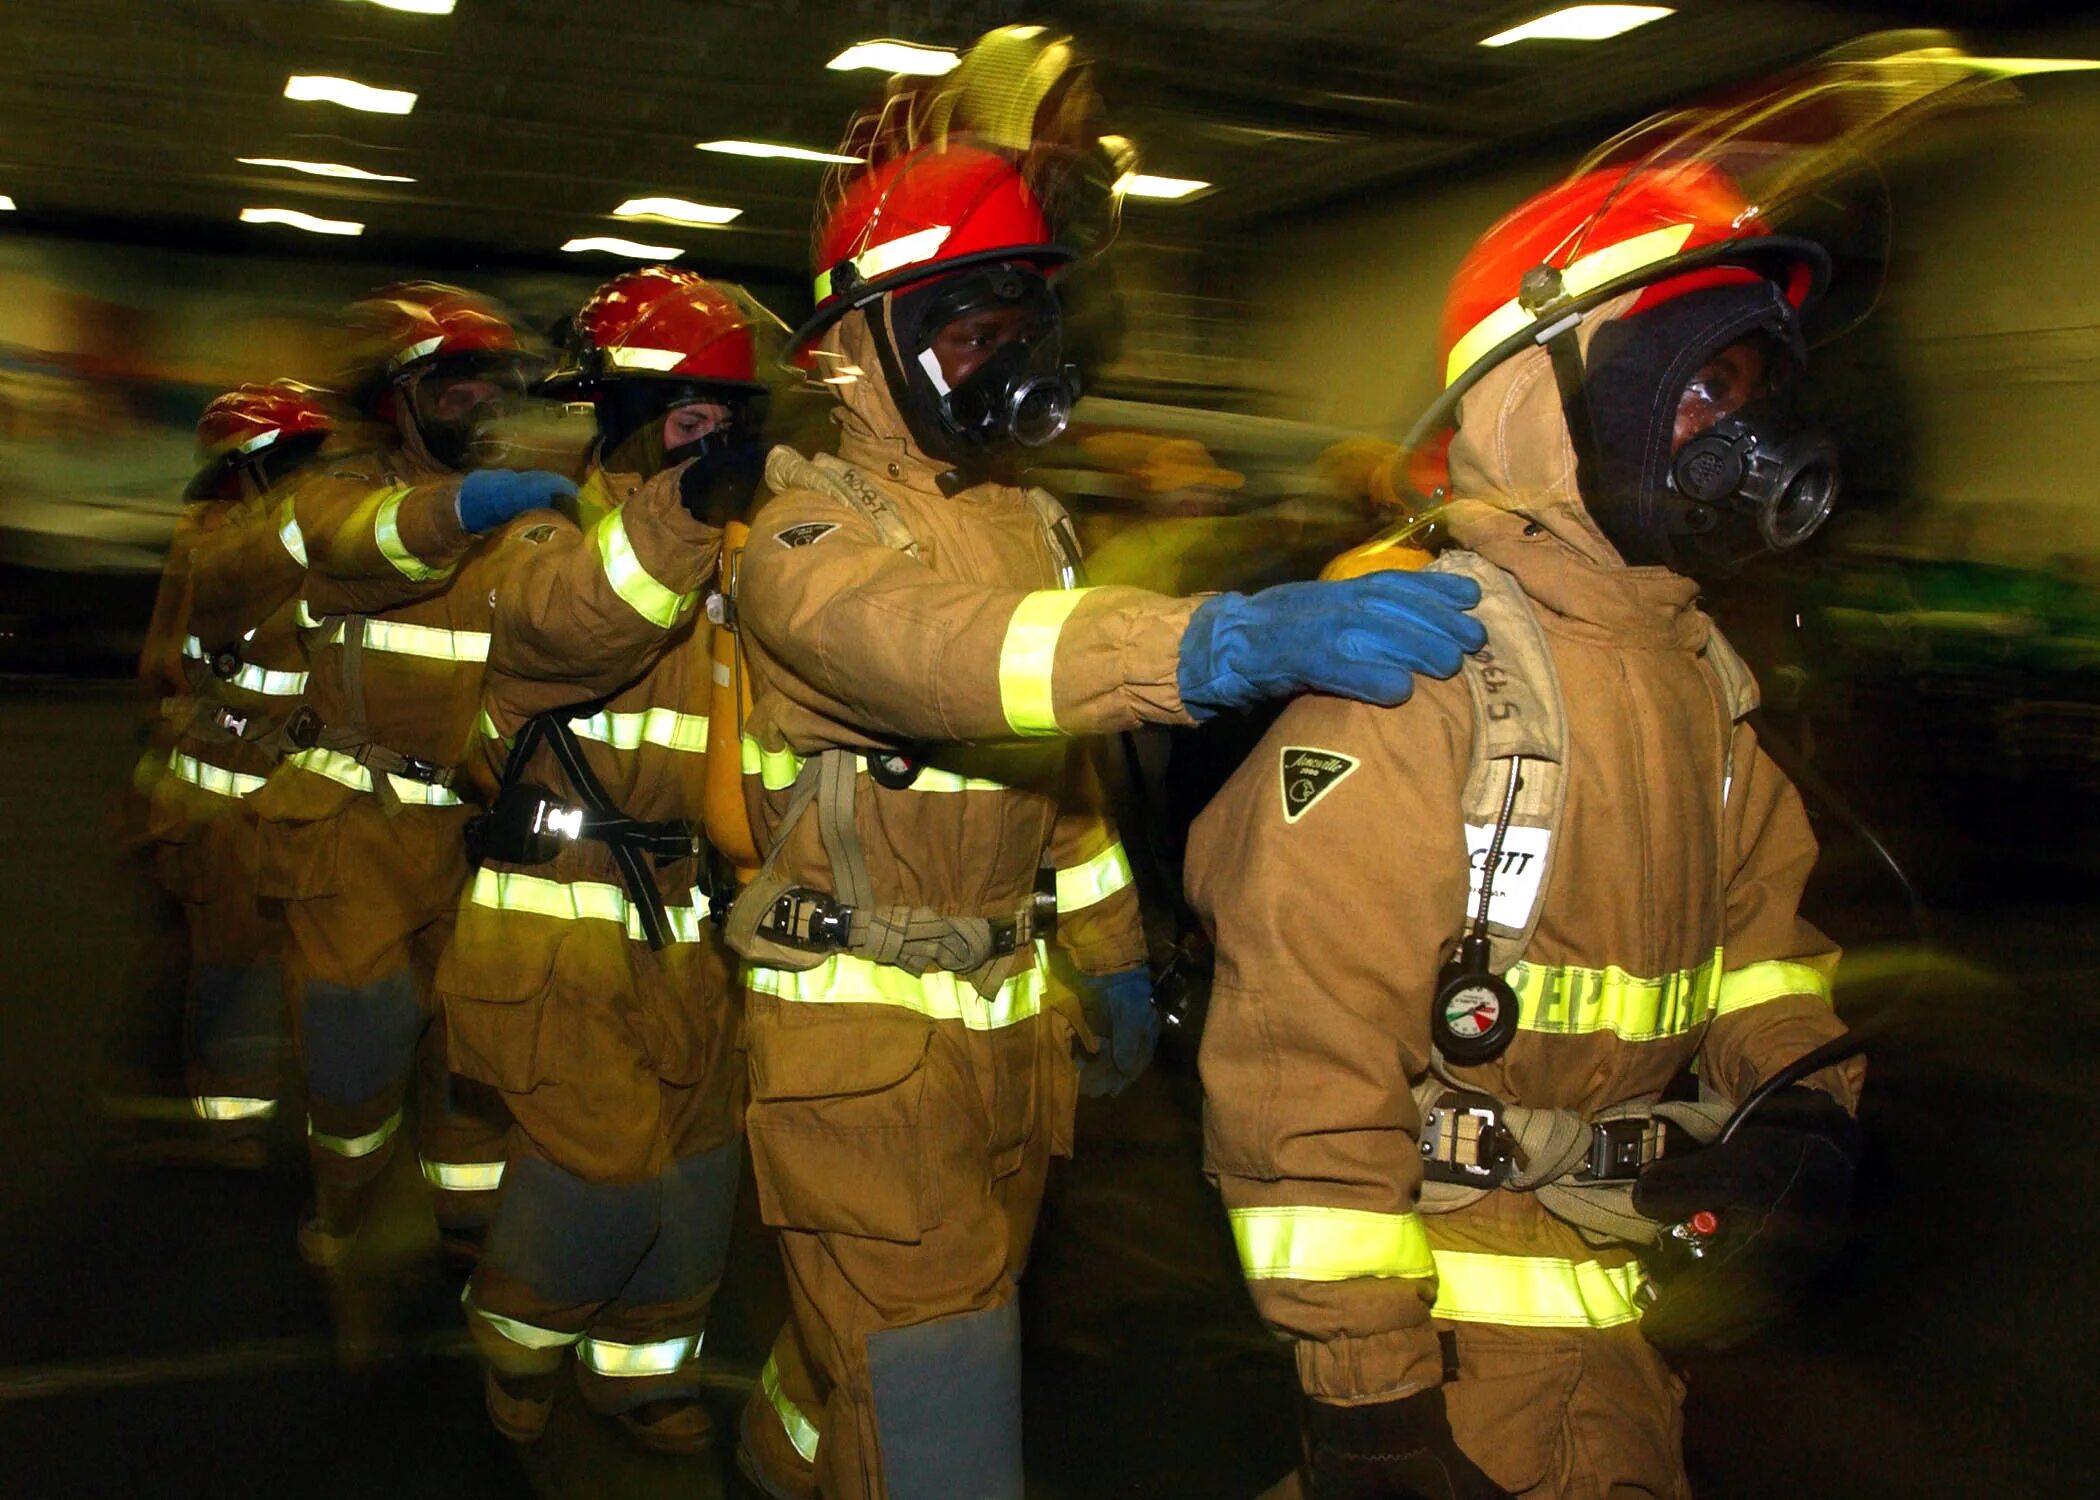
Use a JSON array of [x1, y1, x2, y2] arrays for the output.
[[744, 1004, 940, 1242], [433, 902, 568, 1092]]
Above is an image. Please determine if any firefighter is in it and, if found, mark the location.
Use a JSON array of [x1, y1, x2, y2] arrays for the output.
[[247, 283, 578, 1268], [135, 382, 333, 1155], [438, 266, 772, 1452], [1190, 154, 1867, 1499], [722, 124, 1486, 1497]]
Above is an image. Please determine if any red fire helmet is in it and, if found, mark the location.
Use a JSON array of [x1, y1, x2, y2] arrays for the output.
[[337, 281, 526, 408], [543, 266, 764, 397], [186, 379, 334, 499]]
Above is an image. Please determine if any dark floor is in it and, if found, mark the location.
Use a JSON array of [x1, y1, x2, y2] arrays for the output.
[[2, 678, 2095, 1497]]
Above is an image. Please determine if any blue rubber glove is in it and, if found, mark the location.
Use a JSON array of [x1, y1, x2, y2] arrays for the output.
[[455, 469, 579, 534], [1074, 966, 1160, 1098], [1176, 571, 1486, 719]]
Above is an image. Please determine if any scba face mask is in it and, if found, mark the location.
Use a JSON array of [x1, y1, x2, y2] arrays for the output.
[[1670, 395, 1839, 561], [407, 360, 528, 472]]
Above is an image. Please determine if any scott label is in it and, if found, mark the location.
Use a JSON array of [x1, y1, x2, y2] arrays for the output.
[[1279, 746, 1360, 824], [1463, 823, 1551, 930]]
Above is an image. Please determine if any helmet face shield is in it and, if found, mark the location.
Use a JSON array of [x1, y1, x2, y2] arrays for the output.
[[408, 358, 530, 472]]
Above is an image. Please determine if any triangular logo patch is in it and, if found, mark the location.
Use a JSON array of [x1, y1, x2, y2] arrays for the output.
[[1279, 745, 1359, 824], [774, 521, 839, 549]]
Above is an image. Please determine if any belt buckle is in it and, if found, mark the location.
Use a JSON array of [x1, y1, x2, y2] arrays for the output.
[[396, 755, 442, 785], [215, 706, 251, 738], [987, 914, 1022, 957], [767, 888, 851, 951], [284, 706, 321, 749], [1583, 1117, 1661, 1182], [1420, 1089, 1512, 1188]]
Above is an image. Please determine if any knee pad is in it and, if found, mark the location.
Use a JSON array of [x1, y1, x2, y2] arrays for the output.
[[190, 962, 284, 1080], [621, 1137, 743, 1308], [482, 1154, 660, 1306], [300, 970, 421, 1107], [866, 1300, 1023, 1500]]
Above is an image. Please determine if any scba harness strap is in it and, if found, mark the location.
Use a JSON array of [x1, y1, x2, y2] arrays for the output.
[[723, 448, 1070, 996]]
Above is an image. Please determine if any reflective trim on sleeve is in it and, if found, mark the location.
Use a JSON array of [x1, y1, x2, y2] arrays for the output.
[[1228, 1205, 1435, 1283], [307, 1107, 402, 1160], [228, 661, 309, 697], [594, 509, 696, 629], [419, 1157, 506, 1193], [361, 617, 490, 662], [745, 945, 1047, 1032], [763, 1350, 821, 1463], [1056, 841, 1134, 914], [1715, 958, 1832, 1015], [1507, 948, 1725, 1042], [193, 1096, 277, 1122], [568, 706, 710, 754], [373, 487, 457, 583], [997, 588, 1091, 737], [278, 496, 309, 566], [168, 749, 268, 799], [578, 1333, 700, 1378], [468, 867, 711, 945], [1428, 1249, 1646, 1330], [286, 747, 463, 806], [464, 1287, 585, 1351]]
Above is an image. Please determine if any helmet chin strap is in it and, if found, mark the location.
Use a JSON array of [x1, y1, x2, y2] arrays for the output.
[[1522, 265, 1607, 516], [866, 296, 973, 494]]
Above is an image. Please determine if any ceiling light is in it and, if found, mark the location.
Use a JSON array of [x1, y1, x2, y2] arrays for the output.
[[563, 236, 684, 260], [284, 74, 418, 114], [239, 157, 417, 183], [0, 196, 14, 211], [241, 206, 365, 236], [1958, 55, 2100, 78], [825, 40, 961, 76], [1480, 6, 1673, 47], [1115, 171, 1210, 201], [343, 0, 457, 13], [697, 139, 860, 165], [612, 196, 742, 227]]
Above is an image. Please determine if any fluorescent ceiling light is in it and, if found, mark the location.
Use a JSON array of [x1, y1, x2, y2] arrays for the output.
[[0, 196, 14, 211], [343, 0, 457, 13], [825, 40, 961, 76], [284, 74, 418, 114], [241, 206, 365, 236], [612, 196, 742, 227], [697, 139, 860, 165], [1481, 6, 1673, 47], [239, 156, 416, 183], [563, 236, 684, 260], [1115, 171, 1210, 201]]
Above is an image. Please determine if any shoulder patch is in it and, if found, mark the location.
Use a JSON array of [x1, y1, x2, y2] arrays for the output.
[[774, 521, 840, 549], [516, 523, 558, 544], [1279, 745, 1360, 825]]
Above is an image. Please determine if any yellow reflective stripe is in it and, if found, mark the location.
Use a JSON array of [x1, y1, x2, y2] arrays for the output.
[[469, 867, 710, 945], [568, 706, 710, 753], [361, 617, 489, 662], [285, 747, 463, 806], [278, 496, 309, 566], [1715, 958, 1832, 1015], [1507, 948, 1725, 1042], [1444, 222, 1700, 386], [373, 486, 456, 582], [763, 1351, 821, 1463], [478, 708, 505, 743], [594, 509, 695, 629], [464, 1288, 584, 1350], [903, 762, 1009, 793], [1428, 1249, 1646, 1330], [181, 634, 208, 661], [746, 946, 1047, 1031], [579, 1334, 700, 1378], [307, 1107, 402, 1160], [167, 749, 267, 798], [228, 661, 308, 697], [998, 588, 1092, 737], [742, 735, 806, 790], [1056, 841, 1134, 914], [420, 1157, 506, 1193], [193, 1096, 276, 1122], [1228, 1205, 1434, 1283], [296, 599, 325, 630], [813, 224, 954, 303]]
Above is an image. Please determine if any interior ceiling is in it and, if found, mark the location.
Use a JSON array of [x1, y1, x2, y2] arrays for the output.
[[0, 0, 2064, 291]]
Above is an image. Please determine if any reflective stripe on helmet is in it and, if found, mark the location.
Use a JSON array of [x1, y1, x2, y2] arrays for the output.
[[745, 945, 1047, 1031], [468, 867, 710, 945], [464, 1287, 584, 1350], [1506, 947, 1725, 1041], [1444, 222, 1698, 387], [373, 487, 458, 583], [997, 589, 1092, 737], [278, 496, 310, 566], [594, 509, 696, 629], [1716, 957, 1831, 1015], [192, 1096, 277, 1122], [286, 747, 462, 806], [1055, 841, 1133, 914], [605, 346, 689, 372], [1228, 1205, 1435, 1282], [420, 1156, 506, 1193], [578, 1333, 699, 1378], [307, 1107, 402, 1159], [168, 749, 267, 799], [567, 706, 710, 753], [1428, 1249, 1646, 1330], [812, 225, 955, 304], [762, 1350, 821, 1463]]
